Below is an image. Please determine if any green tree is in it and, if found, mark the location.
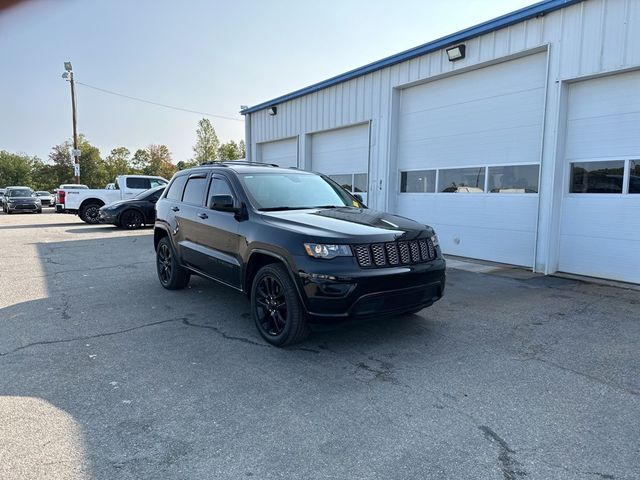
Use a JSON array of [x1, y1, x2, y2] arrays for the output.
[[176, 159, 199, 171], [77, 138, 108, 188], [47, 142, 74, 187], [192, 118, 220, 163], [31, 159, 59, 191], [0, 150, 35, 186], [104, 147, 132, 179], [131, 148, 150, 173], [146, 144, 176, 179], [239, 139, 246, 159], [218, 140, 244, 161]]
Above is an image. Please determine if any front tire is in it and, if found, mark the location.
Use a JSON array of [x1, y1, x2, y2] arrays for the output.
[[156, 237, 190, 290], [120, 209, 144, 229], [79, 202, 102, 224], [251, 263, 309, 347]]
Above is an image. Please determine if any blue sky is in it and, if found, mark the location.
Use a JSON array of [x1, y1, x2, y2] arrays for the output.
[[0, 0, 533, 163]]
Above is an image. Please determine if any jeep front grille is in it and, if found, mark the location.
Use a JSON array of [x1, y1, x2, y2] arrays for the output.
[[353, 238, 436, 268]]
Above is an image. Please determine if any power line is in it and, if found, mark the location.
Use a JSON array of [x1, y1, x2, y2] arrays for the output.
[[75, 81, 244, 122]]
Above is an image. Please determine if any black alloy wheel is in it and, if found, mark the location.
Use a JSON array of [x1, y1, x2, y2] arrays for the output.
[[255, 274, 288, 336], [156, 237, 190, 289], [251, 263, 309, 346], [120, 209, 144, 229]]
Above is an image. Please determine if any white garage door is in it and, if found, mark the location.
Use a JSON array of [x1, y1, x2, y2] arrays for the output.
[[558, 70, 640, 284], [395, 52, 547, 267], [310, 123, 370, 204], [258, 137, 298, 168]]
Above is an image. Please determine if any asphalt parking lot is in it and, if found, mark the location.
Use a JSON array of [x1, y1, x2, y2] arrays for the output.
[[1, 210, 638, 480]]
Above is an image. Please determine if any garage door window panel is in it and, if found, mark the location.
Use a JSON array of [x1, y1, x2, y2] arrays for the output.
[[354, 174, 368, 193], [329, 175, 353, 192], [438, 167, 486, 193], [629, 161, 640, 194], [400, 170, 436, 193], [488, 165, 540, 193], [570, 161, 625, 194]]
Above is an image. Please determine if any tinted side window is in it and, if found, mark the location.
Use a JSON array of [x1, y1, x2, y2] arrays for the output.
[[165, 176, 188, 201], [150, 178, 168, 188], [207, 176, 234, 203], [182, 177, 207, 205], [126, 177, 151, 189]]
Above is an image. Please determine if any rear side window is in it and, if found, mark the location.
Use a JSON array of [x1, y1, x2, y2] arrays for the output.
[[126, 177, 151, 189], [182, 177, 207, 205], [150, 178, 167, 188], [165, 175, 188, 201]]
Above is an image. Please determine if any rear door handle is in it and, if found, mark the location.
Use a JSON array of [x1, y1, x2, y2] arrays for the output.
[[171, 206, 180, 212], [197, 212, 208, 219]]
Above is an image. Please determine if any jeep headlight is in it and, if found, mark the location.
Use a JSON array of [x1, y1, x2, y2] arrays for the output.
[[430, 234, 439, 247], [304, 243, 352, 259]]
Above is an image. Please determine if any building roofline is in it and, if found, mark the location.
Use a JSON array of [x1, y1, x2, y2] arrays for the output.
[[241, 0, 583, 115]]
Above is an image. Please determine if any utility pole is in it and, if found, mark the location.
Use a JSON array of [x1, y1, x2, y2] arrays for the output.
[[62, 62, 80, 184]]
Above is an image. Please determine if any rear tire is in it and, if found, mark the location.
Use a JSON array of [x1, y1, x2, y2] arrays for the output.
[[251, 263, 309, 347], [79, 202, 102, 224], [120, 209, 144, 229], [156, 237, 190, 290]]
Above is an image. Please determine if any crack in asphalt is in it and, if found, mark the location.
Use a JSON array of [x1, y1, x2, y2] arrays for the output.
[[0, 318, 184, 357], [181, 318, 268, 347], [479, 425, 527, 480], [181, 319, 320, 353]]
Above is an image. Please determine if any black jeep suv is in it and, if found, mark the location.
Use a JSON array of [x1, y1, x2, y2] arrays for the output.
[[154, 162, 445, 346]]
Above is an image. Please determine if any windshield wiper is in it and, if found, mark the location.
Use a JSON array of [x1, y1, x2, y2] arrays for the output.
[[258, 206, 314, 211], [258, 205, 344, 212]]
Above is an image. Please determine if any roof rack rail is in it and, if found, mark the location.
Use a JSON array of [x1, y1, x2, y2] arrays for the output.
[[199, 160, 279, 167]]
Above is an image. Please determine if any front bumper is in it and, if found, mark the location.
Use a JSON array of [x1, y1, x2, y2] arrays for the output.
[[98, 210, 118, 225], [7, 203, 39, 212], [295, 255, 446, 324]]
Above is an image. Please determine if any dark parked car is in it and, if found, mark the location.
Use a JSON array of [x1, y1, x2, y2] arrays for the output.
[[3, 187, 41, 214], [98, 186, 165, 229], [154, 162, 446, 346]]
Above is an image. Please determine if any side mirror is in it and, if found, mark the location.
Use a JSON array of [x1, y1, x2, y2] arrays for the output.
[[209, 194, 237, 212]]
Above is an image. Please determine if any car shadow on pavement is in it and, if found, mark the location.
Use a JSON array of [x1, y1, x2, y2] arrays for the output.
[[0, 221, 87, 230]]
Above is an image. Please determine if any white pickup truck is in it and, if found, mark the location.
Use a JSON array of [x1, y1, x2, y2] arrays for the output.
[[57, 175, 168, 224]]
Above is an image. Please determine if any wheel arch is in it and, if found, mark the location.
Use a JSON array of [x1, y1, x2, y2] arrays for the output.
[[244, 250, 307, 309], [154, 225, 170, 250], [79, 198, 105, 211]]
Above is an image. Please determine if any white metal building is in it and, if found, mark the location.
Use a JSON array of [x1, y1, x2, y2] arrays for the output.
[[241, 0, 640, 284]]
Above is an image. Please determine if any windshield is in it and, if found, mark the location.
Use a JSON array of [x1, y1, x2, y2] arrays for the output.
[[136, 186, 165, 199], [238, 172, 355, 211], [8, 189, 33, 197], [36, 191, 51, 196]]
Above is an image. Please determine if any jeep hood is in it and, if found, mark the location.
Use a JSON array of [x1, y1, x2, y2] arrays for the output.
[[260, 207, 431, 242]]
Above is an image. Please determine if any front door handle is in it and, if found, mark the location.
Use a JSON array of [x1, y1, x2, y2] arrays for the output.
[[197, 212, 208, 219], [171, 206, 180, 212]]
